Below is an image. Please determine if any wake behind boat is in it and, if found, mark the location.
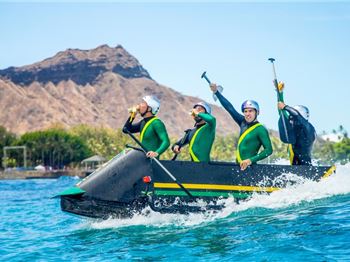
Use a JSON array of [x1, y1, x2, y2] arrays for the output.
[[58, 149, 335, 219]]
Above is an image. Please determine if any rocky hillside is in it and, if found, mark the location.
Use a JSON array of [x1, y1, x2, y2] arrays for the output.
[[0, 45, 238, 137]]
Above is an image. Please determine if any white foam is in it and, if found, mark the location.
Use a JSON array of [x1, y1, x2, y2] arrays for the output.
[[85, 207, 221, 229], [85, 163, 350, 229], [221, 163, 350, 213]]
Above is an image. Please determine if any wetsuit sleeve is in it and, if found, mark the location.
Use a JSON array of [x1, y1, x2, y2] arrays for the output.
[[153, 120, 170, 155], [122, 116, 142, 133], [277, 92, 289, 119], [172, 129, 191, 150], [215, 91, 244, 125], [172, 137, 189, 151], [306, 124, 316, 144], [250, 127, 273, 164], [197, 112, 216, 127], [284, 106, 316, 142], [284, 105, 300, 118], [277, 91, 284, 103]]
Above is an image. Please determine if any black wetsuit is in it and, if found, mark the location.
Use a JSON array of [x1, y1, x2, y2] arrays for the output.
[[173, 125, 203, 149], [283, 106, 316, 165]]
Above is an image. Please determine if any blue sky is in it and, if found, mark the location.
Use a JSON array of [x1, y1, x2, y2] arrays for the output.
[[1, 2, 349, 134]]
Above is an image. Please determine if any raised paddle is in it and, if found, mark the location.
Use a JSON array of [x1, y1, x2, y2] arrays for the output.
[[268, 58, 290, 143], [123, 128, 194, 198], [201, 71, 223, 101]]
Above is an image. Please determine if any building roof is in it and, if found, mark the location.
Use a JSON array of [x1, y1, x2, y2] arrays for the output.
[[81, 155, 106, 163]]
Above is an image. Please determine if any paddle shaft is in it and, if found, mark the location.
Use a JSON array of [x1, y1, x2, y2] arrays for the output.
[[268, 58, 289, 142], [201, 71, 224, 102], [171, 151, 180, 161], [124, 129, 193, 198], [201, 71, 211, 84]]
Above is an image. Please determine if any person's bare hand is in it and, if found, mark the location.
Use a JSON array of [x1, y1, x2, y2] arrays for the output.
[[192, 107, 201, 116], [210, 83, 218, 93], [146, 151, 159, 158], [172, 145, 181, 154], [278, 102, 286, 110], [240, 159, 252, 171]]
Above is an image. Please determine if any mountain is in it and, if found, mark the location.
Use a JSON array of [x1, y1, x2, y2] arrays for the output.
[[0, 44, 238, 137], [0, 45, 151, 86]]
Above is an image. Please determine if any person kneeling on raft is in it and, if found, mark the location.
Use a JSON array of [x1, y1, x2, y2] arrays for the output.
[[210, 83, 273, 170]]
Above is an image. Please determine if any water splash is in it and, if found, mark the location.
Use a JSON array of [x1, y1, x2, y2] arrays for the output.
[[220, 163, 350, 215], [85, 163, 350, 230]]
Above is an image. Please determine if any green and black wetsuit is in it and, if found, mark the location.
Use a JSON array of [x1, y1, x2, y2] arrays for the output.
[[278, 92, 316, 165], [172, 113, 216, 162], [123, 116, 170, 157], [216, 91, 272, 163]]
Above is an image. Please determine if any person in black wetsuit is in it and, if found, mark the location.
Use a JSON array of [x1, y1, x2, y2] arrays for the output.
[[277, 82, 316, 165]]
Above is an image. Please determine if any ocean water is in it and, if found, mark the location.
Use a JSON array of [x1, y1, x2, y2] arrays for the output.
[[1, 164, 350, 261]]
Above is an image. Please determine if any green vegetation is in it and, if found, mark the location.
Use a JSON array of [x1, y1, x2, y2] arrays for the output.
[[0, 125, 349, 169], [3, 127, 91, 168], [69, 124, 131, 159], [0, 127, 17, 168]]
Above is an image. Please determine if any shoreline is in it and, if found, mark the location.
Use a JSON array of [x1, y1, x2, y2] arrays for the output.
[[0, 170, 87, 180]]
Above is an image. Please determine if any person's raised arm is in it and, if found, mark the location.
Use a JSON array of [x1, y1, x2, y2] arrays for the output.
[[210, 83, 244, 125]]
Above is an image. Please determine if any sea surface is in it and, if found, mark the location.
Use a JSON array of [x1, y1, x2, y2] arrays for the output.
[[1, 164, 350, 261]]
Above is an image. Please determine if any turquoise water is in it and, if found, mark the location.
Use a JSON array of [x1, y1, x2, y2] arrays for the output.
[[1, 164, 350, 261]]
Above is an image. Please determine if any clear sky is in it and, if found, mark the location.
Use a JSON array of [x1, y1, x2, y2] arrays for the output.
[[1, 1, 349, 134]]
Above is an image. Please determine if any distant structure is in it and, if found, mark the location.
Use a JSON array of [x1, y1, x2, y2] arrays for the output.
[[81, 155, 106, 171], [3, 146, 27, 169], [321, 133, 344, 143]]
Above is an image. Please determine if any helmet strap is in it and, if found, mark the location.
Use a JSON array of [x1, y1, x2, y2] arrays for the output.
[[254, 109, 259, 120], [141, 107, 153, 117], [194, 116, 203, 123]]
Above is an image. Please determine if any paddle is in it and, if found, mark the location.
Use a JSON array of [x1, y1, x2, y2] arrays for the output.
[[123, 128, 194, 198], [171, 129, 191, 161], [125, 144, 144, 152], [201, 71, 223, 101], [268, 58, 292, 143]]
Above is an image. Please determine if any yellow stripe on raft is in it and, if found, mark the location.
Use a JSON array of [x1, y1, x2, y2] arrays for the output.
[[322, 165, 336, 178], [153, 182, 280, 193]]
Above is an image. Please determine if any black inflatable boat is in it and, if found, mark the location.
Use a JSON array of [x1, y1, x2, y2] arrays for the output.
[[58, 149, 335, 219]]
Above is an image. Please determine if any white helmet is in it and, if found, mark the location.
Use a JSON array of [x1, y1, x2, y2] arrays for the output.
[[143, 95, 160, 115], [293, 105, 309, 120], [193, 101, 212, 114]]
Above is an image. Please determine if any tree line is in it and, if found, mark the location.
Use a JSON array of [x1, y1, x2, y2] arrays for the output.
[[0, 124, 349, 169]]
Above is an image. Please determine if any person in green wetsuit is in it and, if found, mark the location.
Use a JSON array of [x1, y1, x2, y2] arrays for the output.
[[210, 83, 272, 170], [171, 102, 216, 162], [122, 95, 170, 158]]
